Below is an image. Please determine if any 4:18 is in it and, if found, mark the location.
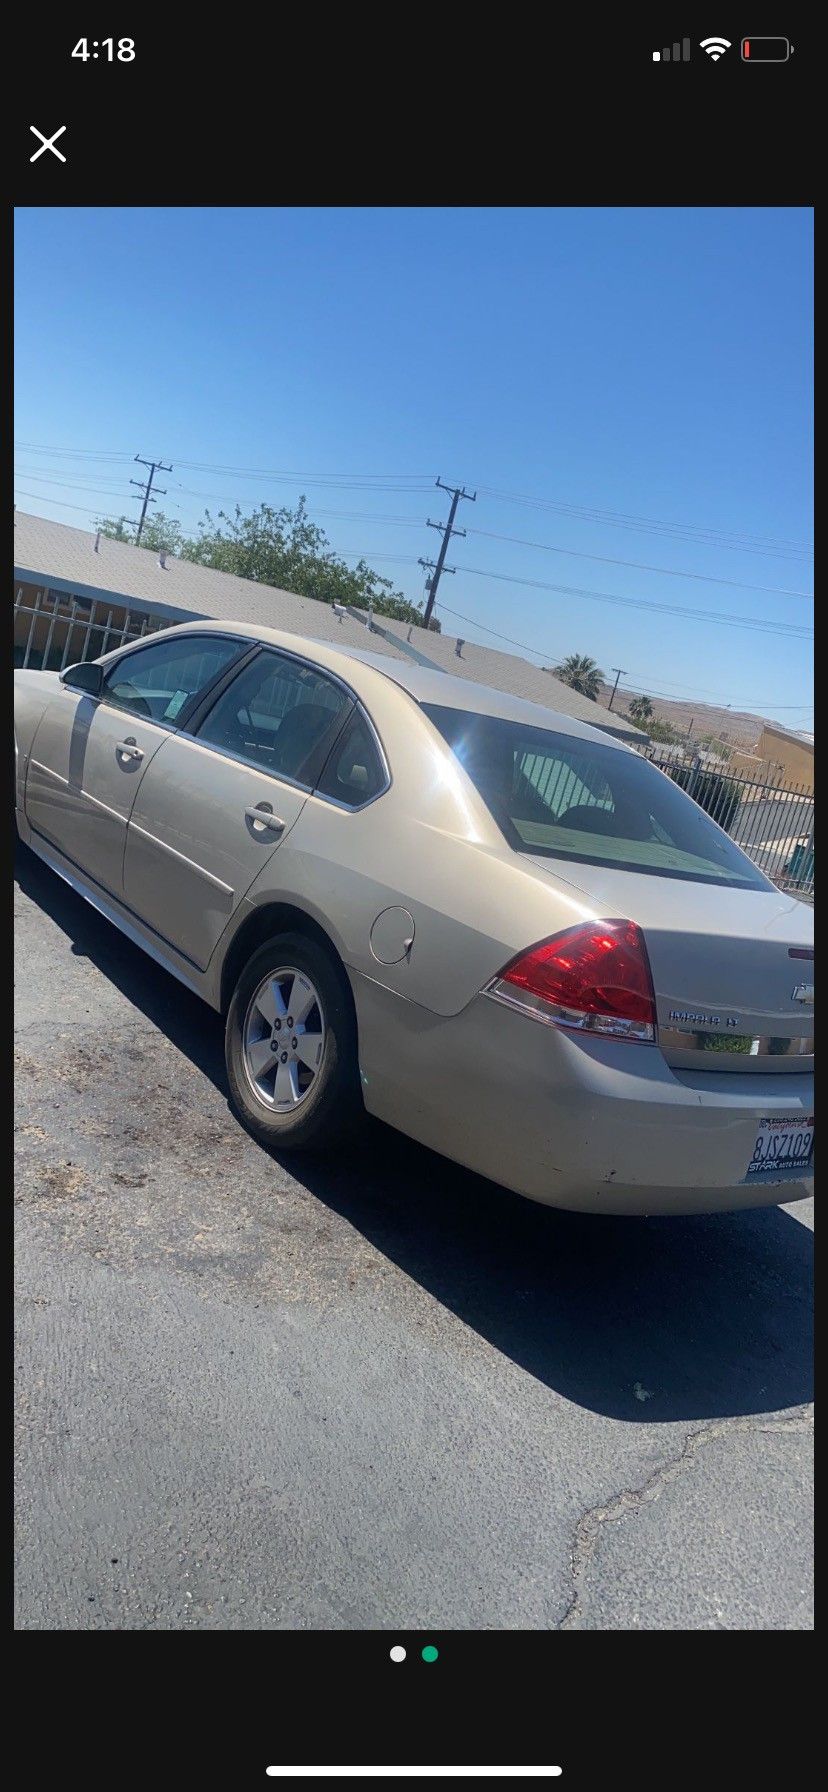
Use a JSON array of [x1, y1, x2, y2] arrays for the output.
[[72, 38, 135, 61]]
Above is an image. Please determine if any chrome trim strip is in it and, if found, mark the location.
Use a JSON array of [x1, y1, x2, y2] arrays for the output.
[[83, 787, 130, 824], [30, 757, 68, 787], [659, 1026, 814, 1060], [127, 820, 235, 896], [30, 758, 129, 825]]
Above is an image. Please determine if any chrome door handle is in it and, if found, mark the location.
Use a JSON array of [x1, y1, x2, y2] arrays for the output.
[[245, 805, 285, 833], [116, 739, 144, 762]]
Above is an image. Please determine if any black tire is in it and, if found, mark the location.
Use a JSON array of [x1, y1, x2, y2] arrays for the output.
[[225, 931, 362, 1152]]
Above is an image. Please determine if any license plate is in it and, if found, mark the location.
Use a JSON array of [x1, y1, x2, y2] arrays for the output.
[[746, 1116, 815, 1176]]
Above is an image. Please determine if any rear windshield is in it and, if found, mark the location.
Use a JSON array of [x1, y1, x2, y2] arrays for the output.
[[422, 704, 772, 890]]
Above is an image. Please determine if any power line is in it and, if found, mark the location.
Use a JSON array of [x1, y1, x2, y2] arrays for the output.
[[15, 468, 159, 497], [606, 666, 812, 702], [15, 442, 812, 558], [612, 681, 813, 711], [13, 442, 432, 491], [14, 441, 134, 462], [612, 678, 813, 709], [475, 484, 813, 559], [419, 478, 477, 626], [14, 490, 114, 516], [449, 564, 812, 640], [434, 602, 813, 703], [13, 482, 812, 641], [468, 526, 813, 600], [19, 466, 810, 599]]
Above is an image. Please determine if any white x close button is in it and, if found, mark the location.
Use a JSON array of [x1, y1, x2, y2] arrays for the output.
[[29, 125, 67, 163]]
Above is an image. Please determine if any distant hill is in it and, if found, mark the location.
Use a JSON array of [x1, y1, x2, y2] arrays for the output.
[[592, 683, 778, 754]]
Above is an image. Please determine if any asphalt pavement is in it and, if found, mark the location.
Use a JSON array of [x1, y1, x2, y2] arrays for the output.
[[14, 841, 813, 1631]]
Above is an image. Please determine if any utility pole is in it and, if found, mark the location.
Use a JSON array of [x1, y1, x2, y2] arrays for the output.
[[130, 455, 172, 543], [419, 477, 476, 627], [607, 667, 627, 712]]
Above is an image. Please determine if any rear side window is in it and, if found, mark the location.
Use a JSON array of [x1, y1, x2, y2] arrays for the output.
[[315, 710, 387, 806], [102, 634, 243, 723], [423, 703, 772, 890], [195, 648, 352, 786]]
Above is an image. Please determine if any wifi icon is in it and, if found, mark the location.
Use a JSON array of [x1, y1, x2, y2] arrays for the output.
[[700, 36, 731, 60]]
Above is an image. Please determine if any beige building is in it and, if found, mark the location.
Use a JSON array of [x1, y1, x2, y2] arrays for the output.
[[754, 723, 814, 790]]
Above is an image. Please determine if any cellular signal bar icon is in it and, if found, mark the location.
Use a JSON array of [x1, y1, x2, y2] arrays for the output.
[[653, 38, 691, 62]]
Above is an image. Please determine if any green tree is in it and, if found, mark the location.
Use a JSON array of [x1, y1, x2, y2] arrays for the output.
[[627, 695, 654, 724], [643, 716, 682, 743], [97, 497, 429, 629], [697, 731, 732, 762], [551, 653, 605, 701], [96, 512, 186, 554]]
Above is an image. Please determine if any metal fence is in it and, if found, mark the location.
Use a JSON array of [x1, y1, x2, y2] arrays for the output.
[[14, 584, 167, 673], [644, 744, 814, 900]]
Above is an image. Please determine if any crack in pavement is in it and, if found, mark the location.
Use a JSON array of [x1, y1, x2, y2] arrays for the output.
[[559, 1407, 814, 1629]]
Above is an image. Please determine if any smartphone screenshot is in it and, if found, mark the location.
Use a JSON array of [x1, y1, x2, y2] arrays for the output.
[[13, 22, 812, 1786]]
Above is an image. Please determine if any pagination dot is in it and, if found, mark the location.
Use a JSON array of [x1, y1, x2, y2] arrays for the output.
[[389, 1645, 407, 1662]]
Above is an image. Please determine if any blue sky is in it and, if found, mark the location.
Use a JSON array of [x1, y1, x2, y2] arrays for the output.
[[14, 207, 813, 726]]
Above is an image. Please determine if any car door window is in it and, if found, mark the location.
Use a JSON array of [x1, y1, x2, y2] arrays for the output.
[[101, 635, 244, 724], [314, 709, 387, 806], [195, 650, 352, 787]]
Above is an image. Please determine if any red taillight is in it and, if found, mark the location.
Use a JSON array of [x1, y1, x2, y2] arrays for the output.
[[488, 919, 657, 1042]]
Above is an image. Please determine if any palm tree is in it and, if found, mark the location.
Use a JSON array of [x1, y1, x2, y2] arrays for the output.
[[551, 653, 605, 702], [627, 695, 654, 724]]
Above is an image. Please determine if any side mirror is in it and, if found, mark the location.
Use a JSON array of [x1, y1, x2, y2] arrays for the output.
[[60, 661, 104, 697]]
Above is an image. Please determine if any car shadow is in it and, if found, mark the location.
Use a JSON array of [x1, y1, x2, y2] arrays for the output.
[[16, 841, 813, 1424]]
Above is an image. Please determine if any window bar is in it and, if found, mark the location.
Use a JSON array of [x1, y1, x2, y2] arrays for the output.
[[22, 589, 45, 669], [733, 781, 760, 854], [79, 598, 99, 662], [59, 600, 81, 671], [116, 610, 133, 648], [14, 586, 28, 667], [40, 591, 61, 674], [99, 608, 115, 656]]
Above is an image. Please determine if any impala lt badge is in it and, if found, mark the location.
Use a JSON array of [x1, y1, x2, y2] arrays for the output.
[[792, 984, 815, 1005], [668, 1010, 740, 1028]]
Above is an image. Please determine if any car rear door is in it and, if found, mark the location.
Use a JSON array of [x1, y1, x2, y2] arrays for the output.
[[122, 646, 354, 970], [24, 632, 247, 899]]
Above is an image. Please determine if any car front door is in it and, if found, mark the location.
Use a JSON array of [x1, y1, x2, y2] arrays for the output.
[[122, 647, 354, 970], [24, 633, 249, 898]]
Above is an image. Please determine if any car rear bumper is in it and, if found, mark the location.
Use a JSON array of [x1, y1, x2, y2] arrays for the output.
[[353, 974, 814, 1215]]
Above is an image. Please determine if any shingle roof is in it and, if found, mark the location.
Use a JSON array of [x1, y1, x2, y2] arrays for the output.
[[13, 508, 403, 662], [356, 612, 646, 741], [13, 509, 646, 742]]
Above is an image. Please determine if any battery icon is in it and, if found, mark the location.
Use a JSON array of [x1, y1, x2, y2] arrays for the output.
[[742, 37, 792, 61]]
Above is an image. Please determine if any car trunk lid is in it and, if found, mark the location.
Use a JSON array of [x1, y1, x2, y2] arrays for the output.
[[523, 856, 814, 1072]]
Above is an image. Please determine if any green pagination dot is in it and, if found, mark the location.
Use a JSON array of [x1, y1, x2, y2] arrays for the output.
[[421, 1645, 439, 1662]]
